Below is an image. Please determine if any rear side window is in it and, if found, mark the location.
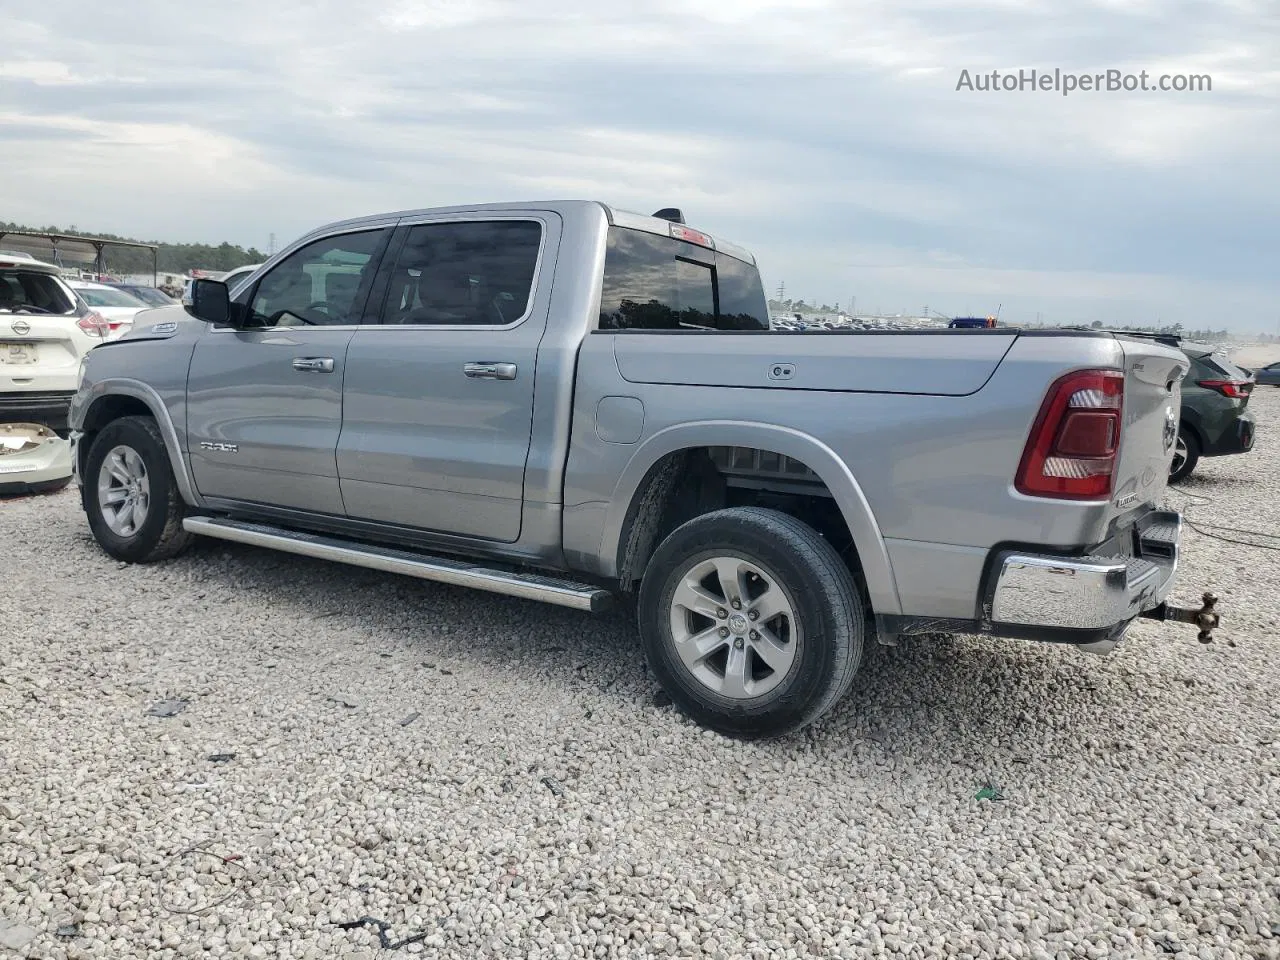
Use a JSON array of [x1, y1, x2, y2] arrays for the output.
[[0, 271, 76, 315], [378, 220, 543, 326], [1200, 354, 1248, 379], [598, 227, 769, 331]]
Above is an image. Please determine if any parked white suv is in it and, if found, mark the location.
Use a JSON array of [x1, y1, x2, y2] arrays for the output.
[[1, 254, 111, 433]]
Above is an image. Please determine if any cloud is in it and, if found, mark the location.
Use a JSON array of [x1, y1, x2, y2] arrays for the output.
[[0, 0, 1275, 329]]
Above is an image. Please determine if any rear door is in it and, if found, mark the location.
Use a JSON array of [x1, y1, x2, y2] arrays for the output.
[[337, 213, 559, 542], [186, 226, 391, 514]]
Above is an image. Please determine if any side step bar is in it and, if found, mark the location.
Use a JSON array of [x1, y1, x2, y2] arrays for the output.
[[182, 516, 613, 613]]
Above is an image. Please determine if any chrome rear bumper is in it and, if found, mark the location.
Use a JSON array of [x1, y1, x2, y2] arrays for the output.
[[989, 510, 1181, 651]]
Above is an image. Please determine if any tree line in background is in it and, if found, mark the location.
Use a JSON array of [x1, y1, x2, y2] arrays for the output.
[[5, 231, 1271, 339], [0, 222, 265, 276]]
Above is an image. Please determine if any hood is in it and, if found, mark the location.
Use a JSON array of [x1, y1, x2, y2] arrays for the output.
[[116, 304, 202, 342]]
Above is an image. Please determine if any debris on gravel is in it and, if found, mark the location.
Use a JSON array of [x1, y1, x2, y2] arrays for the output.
[[145, 698, 189, 718], [0, 388, 1277, 959]]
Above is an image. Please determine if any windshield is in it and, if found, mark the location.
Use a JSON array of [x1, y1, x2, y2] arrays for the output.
[[0, 270, 76, 314], [120, 286, 175, 306], [75, 286, 147, 308]]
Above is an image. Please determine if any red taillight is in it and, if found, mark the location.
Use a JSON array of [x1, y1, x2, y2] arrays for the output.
[[76, 311, 111, 338], [1196, 379, 1250, 399], [670, 223, 713, 247], [1016, 369, 1124, 500]]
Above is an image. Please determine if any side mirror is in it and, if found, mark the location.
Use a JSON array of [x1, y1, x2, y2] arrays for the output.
[[184, 278, 231, 326]]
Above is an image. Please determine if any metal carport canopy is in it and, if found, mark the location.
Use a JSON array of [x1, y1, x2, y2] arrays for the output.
[[0, 230, 158, 284]]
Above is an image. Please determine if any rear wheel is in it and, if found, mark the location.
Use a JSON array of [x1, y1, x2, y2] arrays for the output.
[[637, 507, 865, 738], [1169, 425, 1200, 484], [84, 416, 193, 562]]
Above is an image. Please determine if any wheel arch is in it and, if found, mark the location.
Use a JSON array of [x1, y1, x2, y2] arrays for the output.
[[599, 421, 903, 616], [74, 378, 204, 508], [1178, 413, 1205, 451]]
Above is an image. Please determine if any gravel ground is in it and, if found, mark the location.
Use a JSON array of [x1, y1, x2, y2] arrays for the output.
[[2, 389, 1278, 960]]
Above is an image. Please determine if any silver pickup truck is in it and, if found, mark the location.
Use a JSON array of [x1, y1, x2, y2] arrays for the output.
[[68, 200, 1220, 737]]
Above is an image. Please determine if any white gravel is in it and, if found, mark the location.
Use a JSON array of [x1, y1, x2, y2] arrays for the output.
[[2, 384, 1278, 960]]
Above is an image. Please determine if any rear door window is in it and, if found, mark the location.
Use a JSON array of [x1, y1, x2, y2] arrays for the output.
[[598, 227, 768, 331], [375, 220, 543, 326]]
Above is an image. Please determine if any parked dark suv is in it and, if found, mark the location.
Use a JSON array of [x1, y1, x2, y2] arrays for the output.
[[1171, 343, 1255, 482]]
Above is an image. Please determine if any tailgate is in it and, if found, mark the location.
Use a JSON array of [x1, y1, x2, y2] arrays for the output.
[[1110, 336, 1190, 513], [0, 315, 81, 374]]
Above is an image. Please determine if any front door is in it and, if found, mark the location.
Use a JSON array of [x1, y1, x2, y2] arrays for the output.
[[186, 226, 390, 514], [337, 214, 559, 542]]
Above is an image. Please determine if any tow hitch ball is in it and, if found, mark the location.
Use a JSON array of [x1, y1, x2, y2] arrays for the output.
[[1141, 591, 1221, 643]]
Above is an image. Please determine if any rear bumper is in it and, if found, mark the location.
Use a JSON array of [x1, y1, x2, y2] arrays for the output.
[[0, 427, 73, 494], [1202, 410, 1255, 457], [988, 510, 1180, 651], [0, 391, 74, 432]]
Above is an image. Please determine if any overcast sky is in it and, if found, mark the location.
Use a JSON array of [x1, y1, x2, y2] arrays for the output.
[[2, 0, 1277, 331]]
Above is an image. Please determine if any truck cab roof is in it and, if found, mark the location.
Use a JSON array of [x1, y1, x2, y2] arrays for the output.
[[290, 200, 758, 267]]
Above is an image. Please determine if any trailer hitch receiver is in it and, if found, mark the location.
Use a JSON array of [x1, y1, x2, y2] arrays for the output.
[[1141, 591, 1220, 643]]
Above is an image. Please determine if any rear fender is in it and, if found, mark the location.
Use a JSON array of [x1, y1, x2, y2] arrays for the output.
[[599, 420, 903, 615]]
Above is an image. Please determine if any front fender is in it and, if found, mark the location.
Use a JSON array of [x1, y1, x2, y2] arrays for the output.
[[598, 420, 903, 616], [71, 377, 205, 509]]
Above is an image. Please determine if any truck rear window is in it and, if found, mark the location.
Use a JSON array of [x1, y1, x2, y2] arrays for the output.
[[598, 227, 769, 331]]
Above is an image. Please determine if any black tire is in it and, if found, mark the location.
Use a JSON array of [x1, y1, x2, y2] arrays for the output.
[[1169, 425, 1200, 484], [637, 506, 865, 738], [84, 416, 194, 563]]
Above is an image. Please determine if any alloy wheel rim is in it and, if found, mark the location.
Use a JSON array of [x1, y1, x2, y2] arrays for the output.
[[668, 555, 800, 700], [97, 444, 151, 537], [1171, 436, 1187, 475]]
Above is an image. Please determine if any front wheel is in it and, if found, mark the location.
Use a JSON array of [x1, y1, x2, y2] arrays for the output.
[[637, 507, 865, 738], [1169, 425, 1200, 484], [84, 416, 194, 563]]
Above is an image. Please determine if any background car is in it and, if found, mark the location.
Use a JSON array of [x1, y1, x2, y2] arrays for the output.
[[106, 282, 177, 308], [0, 421, 72, 494], [1254, 360, 1280, 386], [1171, 343, 1256, 482], [67, 280, 152, 339], [1, 253, 111, 434], [219, 262, 263, 295], [182, 263, 263, 303]]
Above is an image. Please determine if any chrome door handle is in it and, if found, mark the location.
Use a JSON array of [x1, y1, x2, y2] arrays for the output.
[[292, 357, 334, 372], [463, 361, 517, 380]]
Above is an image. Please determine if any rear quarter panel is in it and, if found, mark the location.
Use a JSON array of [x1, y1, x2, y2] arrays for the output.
[[562, 330, 1139, 619]]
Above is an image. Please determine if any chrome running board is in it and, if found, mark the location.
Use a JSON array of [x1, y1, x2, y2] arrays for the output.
[[182, 516, 612, 612]]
